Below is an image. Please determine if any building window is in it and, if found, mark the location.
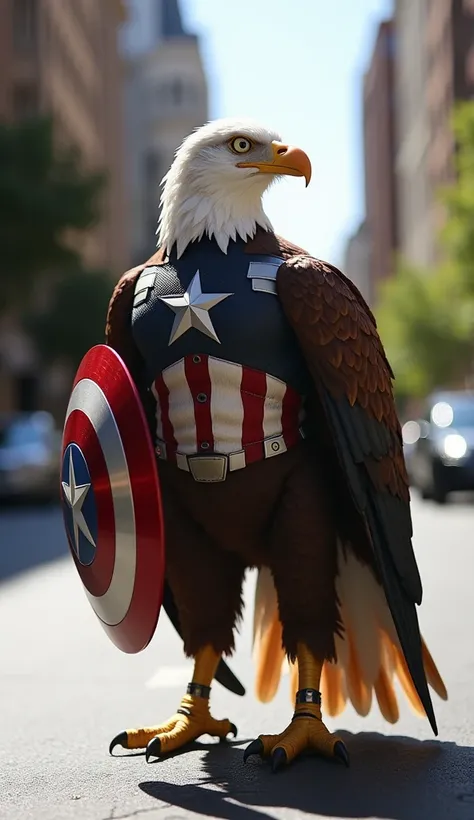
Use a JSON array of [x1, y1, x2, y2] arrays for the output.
[[171, 79, 183, 106], [12, 83, 39, 120], [157, 78, 199, 112], [12, 0, 38, 55]]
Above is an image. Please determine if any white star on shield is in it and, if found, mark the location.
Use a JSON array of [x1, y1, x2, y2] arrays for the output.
[[158, 270, 233, 345], [61, 448, 96, 556]]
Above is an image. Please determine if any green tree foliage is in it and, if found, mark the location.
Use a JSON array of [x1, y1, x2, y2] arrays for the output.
[[25, 268, 112, 370], [376, 261, 474, 399], [441, 102, 474, 295], [0, 116, 105, 312], [376, 101, 474, 398]]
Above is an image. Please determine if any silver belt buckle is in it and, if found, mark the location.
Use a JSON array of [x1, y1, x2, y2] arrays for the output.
[[187, 455, 228, 483]]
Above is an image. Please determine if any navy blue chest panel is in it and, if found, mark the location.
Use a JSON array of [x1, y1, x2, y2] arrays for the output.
[[131, 238, 311, 395]]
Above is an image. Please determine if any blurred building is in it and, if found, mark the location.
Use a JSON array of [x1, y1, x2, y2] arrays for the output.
[[363, 19, 397, 304], [343, 222, 371, 304], [121, 0, 159, 56], [426, 0, 474, 239], [0, 0, 127, 274], [394, 0, 474, 269], [0, 0, 127, 414], [122, 0, 209, 264]]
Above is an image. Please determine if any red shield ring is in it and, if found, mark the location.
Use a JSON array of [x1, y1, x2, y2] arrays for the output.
[[60, 345, 165, 653]]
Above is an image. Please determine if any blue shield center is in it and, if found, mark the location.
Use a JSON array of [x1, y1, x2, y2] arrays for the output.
[[61, 442, 98, 566]]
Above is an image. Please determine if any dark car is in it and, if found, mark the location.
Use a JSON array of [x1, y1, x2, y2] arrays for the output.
[[0, 412, 60, 503], [403, 390, 474, 504]]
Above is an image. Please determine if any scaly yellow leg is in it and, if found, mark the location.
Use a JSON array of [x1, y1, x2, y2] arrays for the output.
[[109, 646, 237, 761], [244, 642, 349, 771]]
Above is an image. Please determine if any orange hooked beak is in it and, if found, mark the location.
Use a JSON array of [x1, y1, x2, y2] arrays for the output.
[[237, 141, 312, 187]]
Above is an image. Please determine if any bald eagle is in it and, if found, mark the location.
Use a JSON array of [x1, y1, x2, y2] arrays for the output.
[[107, 118, 446, 771]]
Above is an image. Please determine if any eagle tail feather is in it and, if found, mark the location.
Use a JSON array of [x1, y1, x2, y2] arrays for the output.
[[320, 659, 347, 717], [252, 556, 447, 721], [374, 663, 400, 724], [421, 637, 448, 701], [253, 567, 286, 703]]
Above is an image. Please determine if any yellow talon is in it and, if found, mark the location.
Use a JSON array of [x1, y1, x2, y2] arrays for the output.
[[109, 695, 237, 759], [110, 693, 236, 758], [249, 703, 345, 765], [244, 642, 350, 771], [109, 646, 237, 760], [146, 694, 236, 760]]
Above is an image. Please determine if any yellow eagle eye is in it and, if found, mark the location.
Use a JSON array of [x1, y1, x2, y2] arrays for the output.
[[230, 136, 252, 154]]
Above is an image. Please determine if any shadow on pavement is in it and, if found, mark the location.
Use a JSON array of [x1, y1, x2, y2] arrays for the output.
[[140, 731, 474, 820], [0, 503, 69, 583]]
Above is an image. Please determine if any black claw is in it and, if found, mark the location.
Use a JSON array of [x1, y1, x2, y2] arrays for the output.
[[145, 736, 162, 763], [243, 738, 264, 763], [109, 731, 128, 755], [271, 747, 288, 773], [334, 740, 350, 768], [228, 723, 238, 738]]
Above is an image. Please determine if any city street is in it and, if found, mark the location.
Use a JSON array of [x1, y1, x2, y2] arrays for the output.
[[1, 495, 473, 820]]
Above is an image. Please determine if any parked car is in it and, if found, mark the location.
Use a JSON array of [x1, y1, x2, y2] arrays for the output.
[[0, 412, 60, 503], [403, 390, 474, 504]]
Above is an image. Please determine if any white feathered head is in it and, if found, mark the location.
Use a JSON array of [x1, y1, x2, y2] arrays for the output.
[[157, 118, 311, 258]]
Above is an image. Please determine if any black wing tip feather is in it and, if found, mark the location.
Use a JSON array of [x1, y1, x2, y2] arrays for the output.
[[364, 503, 438, 735], [215, 660, 246, 697]]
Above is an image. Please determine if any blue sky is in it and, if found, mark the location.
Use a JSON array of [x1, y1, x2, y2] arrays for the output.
[[181, 0, 393, 265]]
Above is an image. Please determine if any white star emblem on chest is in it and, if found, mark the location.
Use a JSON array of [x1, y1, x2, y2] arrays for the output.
[[158, 270, 233, 345]]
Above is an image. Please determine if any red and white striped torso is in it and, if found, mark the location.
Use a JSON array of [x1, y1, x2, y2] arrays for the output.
[[152, 354, 304, 465]]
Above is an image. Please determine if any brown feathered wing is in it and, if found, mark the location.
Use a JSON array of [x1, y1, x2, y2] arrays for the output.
[[252, 253, 447, 731]]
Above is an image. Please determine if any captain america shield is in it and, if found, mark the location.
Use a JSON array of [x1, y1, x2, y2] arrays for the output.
[[60, 344, 165, 653]]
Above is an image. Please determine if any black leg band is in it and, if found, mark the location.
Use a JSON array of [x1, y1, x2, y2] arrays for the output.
[[187, 682, 211, 699], [295, 688, 321, 705], [292, 711, 320, 721]]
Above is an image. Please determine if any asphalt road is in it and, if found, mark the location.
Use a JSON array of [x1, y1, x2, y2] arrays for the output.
[[1, 495, 473, 820]]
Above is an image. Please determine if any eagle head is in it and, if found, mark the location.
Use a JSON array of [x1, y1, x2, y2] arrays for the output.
[[157, 118, 312, 259]]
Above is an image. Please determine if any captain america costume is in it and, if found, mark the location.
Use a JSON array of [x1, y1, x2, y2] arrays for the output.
[[118, 228, 344, 758], [131, 235, 312, 481], [98, 117, 446, 771]]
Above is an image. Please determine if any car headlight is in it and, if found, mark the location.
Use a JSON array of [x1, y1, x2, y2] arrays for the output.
[[443, 434, 468, 460]]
